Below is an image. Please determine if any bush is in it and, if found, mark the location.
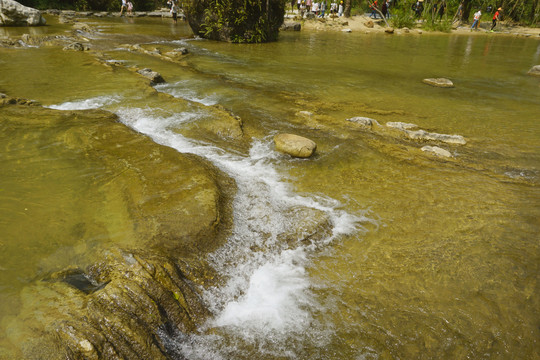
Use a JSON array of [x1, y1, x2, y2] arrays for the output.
[[421, 12, 452, 32], [390, 8, 416, 28]]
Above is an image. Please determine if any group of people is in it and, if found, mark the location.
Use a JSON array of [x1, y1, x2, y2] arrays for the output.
[[120, 0, 182, 23], [471, 6, 502, 31], [369, 0, 392, 19], [294, 1, 345, 18], [120, 0, 134, 16]]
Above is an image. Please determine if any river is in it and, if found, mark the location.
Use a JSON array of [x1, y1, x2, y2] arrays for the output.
[[0, 15, 539, 359]]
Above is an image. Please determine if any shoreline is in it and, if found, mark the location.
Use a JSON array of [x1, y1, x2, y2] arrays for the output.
[[30, 9, 540, 39], [287, 12, 540, 37]]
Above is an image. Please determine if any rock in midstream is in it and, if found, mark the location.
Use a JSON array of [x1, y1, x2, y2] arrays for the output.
[[527, 65, 540, 76], [346, 116, 381, 128], [422, 78, 455, 88], [274, 133, 317, 158], [385, 121, 466, 145], [421, 145, 453, 158], [137, 68, 166, 84]]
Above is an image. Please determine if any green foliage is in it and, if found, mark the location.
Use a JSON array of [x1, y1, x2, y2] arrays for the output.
[[390, 8, 416, 28], [75, 0, 89, 11], [185, 0, 285, 43], [422, 18, 452, 32]]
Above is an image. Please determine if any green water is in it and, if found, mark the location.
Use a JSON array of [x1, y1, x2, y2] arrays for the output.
[[1, 16, 539, 359]]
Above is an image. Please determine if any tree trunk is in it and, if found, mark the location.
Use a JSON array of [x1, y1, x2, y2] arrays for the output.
[[344, 0, 352, 17], [462, 0, 473, 23]]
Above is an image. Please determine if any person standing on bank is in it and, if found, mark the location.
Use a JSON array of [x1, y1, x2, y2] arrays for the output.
[[471, 9, 481, 30], [491, 7, 501, 31]]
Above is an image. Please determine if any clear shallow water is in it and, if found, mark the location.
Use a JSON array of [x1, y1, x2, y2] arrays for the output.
[[1, 17, 539, 359]]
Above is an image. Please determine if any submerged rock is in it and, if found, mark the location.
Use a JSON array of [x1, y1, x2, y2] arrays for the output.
[[0, 103, 235, 359], [386, 121, 418, 130], [386, 122, 466, 145], [0, 0, 46, 26], [422, 78, 454, 88], [527, 65, 540, 77], [405, 129, 466, 145], [6, 249, 212, 360], [347, 116, 381, 128], [274, 133, 317, 158], [278, 207, 333, 245], [421, 145, 452, 158]]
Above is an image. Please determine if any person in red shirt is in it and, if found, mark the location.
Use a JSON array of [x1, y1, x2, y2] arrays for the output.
[[369, 0, 379, 19], [491, 7, 502, 31]]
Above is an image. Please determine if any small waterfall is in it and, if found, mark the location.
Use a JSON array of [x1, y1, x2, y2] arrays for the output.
[[49, 97, 370, 358], [116, 106, 368, 358]]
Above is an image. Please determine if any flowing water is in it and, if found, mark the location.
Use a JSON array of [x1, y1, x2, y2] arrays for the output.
[[1, 16, 539, 359]]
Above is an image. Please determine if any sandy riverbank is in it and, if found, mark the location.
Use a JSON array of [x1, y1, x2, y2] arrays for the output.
[[285, 12, 540, 38]]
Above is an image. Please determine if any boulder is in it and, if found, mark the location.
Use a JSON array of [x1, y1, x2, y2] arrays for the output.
[[385, 28, 395, 34], [0, 0, 46, 26], [137, 68, 165, 84], [421, 145, 452, 158], [527, 65, 540, 77], [347, 116, 380, 128], [274, 133, 317, 158], [422, 78, 454, 88], [342, 28, 352, 33], [365, 20, 374, 28]]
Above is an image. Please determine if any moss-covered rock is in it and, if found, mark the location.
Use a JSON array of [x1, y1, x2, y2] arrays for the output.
[[0, 102, 235, 359]]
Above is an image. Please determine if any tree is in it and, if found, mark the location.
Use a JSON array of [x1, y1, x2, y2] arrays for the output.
[[184, 0, 285, 43]]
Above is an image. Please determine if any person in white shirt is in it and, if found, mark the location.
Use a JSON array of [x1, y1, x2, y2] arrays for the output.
[[471, 9, 481, 30]]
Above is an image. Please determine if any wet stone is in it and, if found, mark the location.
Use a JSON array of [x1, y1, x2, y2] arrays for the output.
[[274, 133, 317, 158], [422, 78, 455, 88], [137, 68, 166, 84]]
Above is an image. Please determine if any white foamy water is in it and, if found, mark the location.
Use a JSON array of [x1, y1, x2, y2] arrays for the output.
[[48, 96, 370, 358], [46, 95, 122, 110], [155, 80, 220, 106]]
